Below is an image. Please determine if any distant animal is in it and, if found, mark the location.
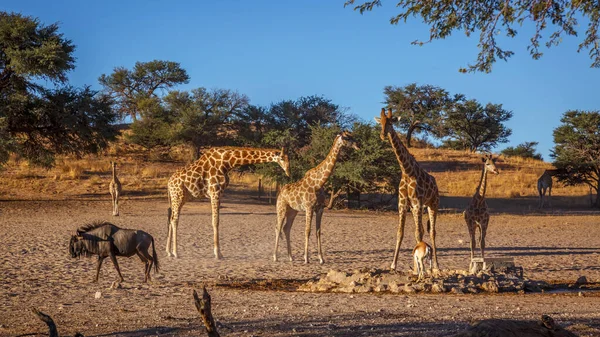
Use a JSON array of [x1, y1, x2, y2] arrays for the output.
[[109, 162, 122, 216], [412, 241, 432, 282], [537, 169, 558, 208], [69, 221, 158, 282]]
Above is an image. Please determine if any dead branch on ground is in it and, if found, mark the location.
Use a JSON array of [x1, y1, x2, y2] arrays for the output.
[[193, 286, 220, 337]]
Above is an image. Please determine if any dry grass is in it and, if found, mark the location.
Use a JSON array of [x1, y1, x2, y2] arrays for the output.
[[0, 141, 591, 201]]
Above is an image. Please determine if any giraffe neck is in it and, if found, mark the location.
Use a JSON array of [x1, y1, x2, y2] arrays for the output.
[[477, 166, 488, 199], [387, 129, 419, 177], [213, 147, 281, 172], [303, 138, 344, 189]]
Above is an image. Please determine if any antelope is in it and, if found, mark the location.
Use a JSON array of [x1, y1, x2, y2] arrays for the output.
[[413, 241, 432, 282]]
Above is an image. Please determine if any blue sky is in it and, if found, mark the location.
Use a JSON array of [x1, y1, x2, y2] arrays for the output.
[[5, 0, 599, 161]]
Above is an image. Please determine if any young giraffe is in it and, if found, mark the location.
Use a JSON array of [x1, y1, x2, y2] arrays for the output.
[[464, 153, 499, 266], [273, 131, 359, 264], [537, 169, 558, 208], [374, 108, 440, 271], [166, 147, 290, 259], [109, 161, 122, 216]]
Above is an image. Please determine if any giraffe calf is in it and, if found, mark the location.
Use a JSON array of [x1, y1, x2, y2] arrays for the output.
[[413, 241, 432, 282]]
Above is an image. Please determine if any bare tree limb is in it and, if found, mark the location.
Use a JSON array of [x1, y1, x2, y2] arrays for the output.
[[31, 307, 58, 337], [193, 287, 220, 337]]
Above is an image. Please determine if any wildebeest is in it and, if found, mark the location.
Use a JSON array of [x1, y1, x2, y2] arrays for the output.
[[69, 221, 159, 282]]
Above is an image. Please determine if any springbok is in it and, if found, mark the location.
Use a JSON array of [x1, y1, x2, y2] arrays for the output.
[[413, 241, 432, 282]]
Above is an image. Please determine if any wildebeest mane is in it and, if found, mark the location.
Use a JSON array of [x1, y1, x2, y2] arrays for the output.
[[76, 221, 118, 235]]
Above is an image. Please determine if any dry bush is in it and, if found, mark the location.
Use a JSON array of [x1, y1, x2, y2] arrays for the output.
[[141, 165, 160, 179]]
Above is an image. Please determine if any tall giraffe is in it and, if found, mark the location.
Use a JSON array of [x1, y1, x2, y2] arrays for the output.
[[538, 169, 558, 208], [273, 131, 359, 264], [166, 147, 290, 259], [374, 108, 441, 271], [109, 161, 122, 216], [464, 154, 499, 265]]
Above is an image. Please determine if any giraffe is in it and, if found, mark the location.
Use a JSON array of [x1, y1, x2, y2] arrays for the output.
[[374, 108, 441, 271], [464, 153, 499, 267], [538, 169, 558, 208], [166, 147, 290, 259], [109, 161, 122, 216], [273, 131, 359, 264]]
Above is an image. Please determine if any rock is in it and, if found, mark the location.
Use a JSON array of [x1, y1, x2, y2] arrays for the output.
[[451, 287, 465, 295], [432, 282, 447, 293], [94, 291, 102, 299], [482, 280, 500, 293], [403, 284, 416, 294], [389, 281, 401, 293], [575, 276, 587, 285], [326, 270, 348, 284]]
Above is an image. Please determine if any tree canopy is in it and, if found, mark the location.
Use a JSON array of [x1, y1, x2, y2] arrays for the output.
[[442, 98, 513, 152], [384, 83, 451, 147], [551, 110, 600, 207], [501, 141, 543, 160], [98, 60, 189, 121], [0, 12, 117, 167], [344, 0, 600, 73]]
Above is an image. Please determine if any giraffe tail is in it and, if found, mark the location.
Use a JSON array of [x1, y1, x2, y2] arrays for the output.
[[151, 237, 159, 273], [426, 219, 431, 234], [167, 207, 172, 232]]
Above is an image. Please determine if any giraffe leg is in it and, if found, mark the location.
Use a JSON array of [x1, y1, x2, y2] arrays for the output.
[[110, 192, 116, 216], [303, 206, 314, 264], [411, 203, 424, 244], [273, 200, 287, 262], [391, 199, 408, 270], [315, 204, 325, 264], [480, 217, 489, 260], [427, 206, 440, 271], [209, 192, 223, 260], [167, 195, 184, 258], [283, 209, 298, 262], [94, 256, 105, 283], [114, 192, 120, 216], [548, 186, 552, 208]]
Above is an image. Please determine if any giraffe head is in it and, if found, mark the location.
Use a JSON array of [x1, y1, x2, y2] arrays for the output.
[[481, 153, 499, 175], [276, 147, 291, 177], [337, 131, 360, 151], [373, 108, 398, 141]]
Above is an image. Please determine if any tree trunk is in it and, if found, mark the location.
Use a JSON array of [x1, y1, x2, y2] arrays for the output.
[[327, 189, 343, 210], [595, 185, 600, 208]]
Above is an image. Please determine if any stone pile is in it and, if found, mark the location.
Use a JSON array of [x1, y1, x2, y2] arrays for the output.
[[299, 268, 552, 294]]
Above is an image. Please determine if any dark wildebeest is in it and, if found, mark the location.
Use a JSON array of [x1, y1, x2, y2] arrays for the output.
[[69, 221, 159, 282]]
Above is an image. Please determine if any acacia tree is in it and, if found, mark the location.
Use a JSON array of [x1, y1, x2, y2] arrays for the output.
[[169, 88, 249, 158], [501, 141, 543, 160], [442, 98, 512, 152], [98, 60, 189, 121], [345, 0, 600, 73], [551, 110, 600, 207], [384, 83, 451, 147], [0, 12, 117, 167]]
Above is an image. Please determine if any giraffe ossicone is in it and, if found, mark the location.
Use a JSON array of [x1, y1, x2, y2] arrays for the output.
[[166, 146, 290, 259]]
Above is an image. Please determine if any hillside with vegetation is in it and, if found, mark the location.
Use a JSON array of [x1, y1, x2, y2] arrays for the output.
[[0, 130, 590, 209]]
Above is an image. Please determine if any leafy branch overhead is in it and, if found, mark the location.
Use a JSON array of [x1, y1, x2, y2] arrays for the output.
[[344, 0, 600, 73]]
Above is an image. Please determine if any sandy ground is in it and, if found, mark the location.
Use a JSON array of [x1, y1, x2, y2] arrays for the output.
[[1, 190, 600, 336]]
